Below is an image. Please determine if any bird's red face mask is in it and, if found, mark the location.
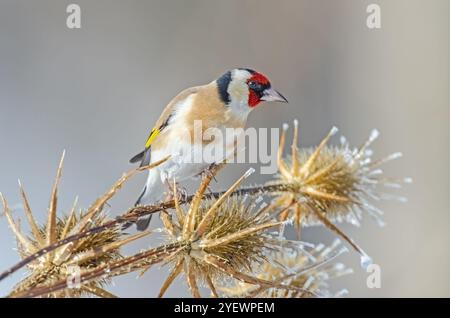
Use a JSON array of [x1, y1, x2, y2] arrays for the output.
[[247, 72, 288, 107]]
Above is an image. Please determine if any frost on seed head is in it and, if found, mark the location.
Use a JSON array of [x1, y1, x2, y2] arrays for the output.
[[270, 124, 407, 265]]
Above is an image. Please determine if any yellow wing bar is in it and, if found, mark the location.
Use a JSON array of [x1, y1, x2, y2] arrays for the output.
[[145, 128, 160, 148], [144, 113, 172, 148]]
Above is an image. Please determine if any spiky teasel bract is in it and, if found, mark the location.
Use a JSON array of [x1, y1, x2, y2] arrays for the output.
[[0, 122, 408, 298], [2, 153, 150, 298], [220, 239, 353, 298], [154, 166, 302, 298], [270, 121, 408, 266], [9, 164, 329, 298]]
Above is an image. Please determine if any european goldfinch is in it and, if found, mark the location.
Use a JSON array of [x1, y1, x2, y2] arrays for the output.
[[129, 68, 287, 230]]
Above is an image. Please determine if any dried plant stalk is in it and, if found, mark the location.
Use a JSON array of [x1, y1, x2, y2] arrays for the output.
[[151, 168, 292, 298], [2, 154, 167, 297], [0, 121, 407, 298], [11, 242, 185, 298], [220, 239, 353, 298], [0, 157, 169, 284], [269, 122, 409, 266], [274, 121, 408, 228]]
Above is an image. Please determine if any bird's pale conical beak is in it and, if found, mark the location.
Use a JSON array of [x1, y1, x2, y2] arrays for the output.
[[261, 87, 288, 103]]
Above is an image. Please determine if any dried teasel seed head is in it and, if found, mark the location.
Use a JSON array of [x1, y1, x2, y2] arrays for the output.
[[220, 239, 353, 298], [270, 123, 407, 267], [4, 153, 153, 298], [9, 210, 123, 298], [273, 123, 407, 229], [154, 169, 284, 298]]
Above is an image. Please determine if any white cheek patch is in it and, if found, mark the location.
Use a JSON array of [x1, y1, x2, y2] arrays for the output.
[[228, 81, 248, 102], [227, 69, 253, 119], [228, 69, 251, 105]]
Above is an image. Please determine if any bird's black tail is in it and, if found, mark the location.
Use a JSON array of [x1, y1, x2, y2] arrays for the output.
[[130, 148, 152, 167], [135, 215, 152, 231]]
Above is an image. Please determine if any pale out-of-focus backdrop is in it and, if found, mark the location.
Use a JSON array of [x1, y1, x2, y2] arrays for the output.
[[0, 0, 448, 297]]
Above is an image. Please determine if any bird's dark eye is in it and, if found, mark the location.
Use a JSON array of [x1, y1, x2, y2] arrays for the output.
[[248, 81, 262, 91]]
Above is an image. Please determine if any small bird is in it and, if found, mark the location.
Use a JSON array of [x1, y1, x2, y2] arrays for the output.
[[129, 68, 287, 230]]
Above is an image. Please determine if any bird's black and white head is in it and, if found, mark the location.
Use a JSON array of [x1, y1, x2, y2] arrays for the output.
[[216, 68, 288, 116]]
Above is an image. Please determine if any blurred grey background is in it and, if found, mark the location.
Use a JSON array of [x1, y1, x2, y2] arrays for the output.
[[0, 0, 448, 297]]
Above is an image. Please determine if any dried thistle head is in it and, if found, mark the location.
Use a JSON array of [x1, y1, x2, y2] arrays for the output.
[[220, 239, 353, 298], [270, 121, 409, 265], [154, 167, 288, 298], [275, 121, 408, 227], [2, 153, 149, 298]]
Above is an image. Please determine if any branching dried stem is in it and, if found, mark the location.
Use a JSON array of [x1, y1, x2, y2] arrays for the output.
[[2, 155, 171, 297], [0, 157, 170, 284], [11, 242, 185, 298], [0, 122, 407, 298], [0, 184, 286, 284]]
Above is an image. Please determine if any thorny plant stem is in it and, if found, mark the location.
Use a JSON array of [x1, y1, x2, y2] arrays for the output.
[[10, 242, 186, 298], [0, 184, 283, 284]]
